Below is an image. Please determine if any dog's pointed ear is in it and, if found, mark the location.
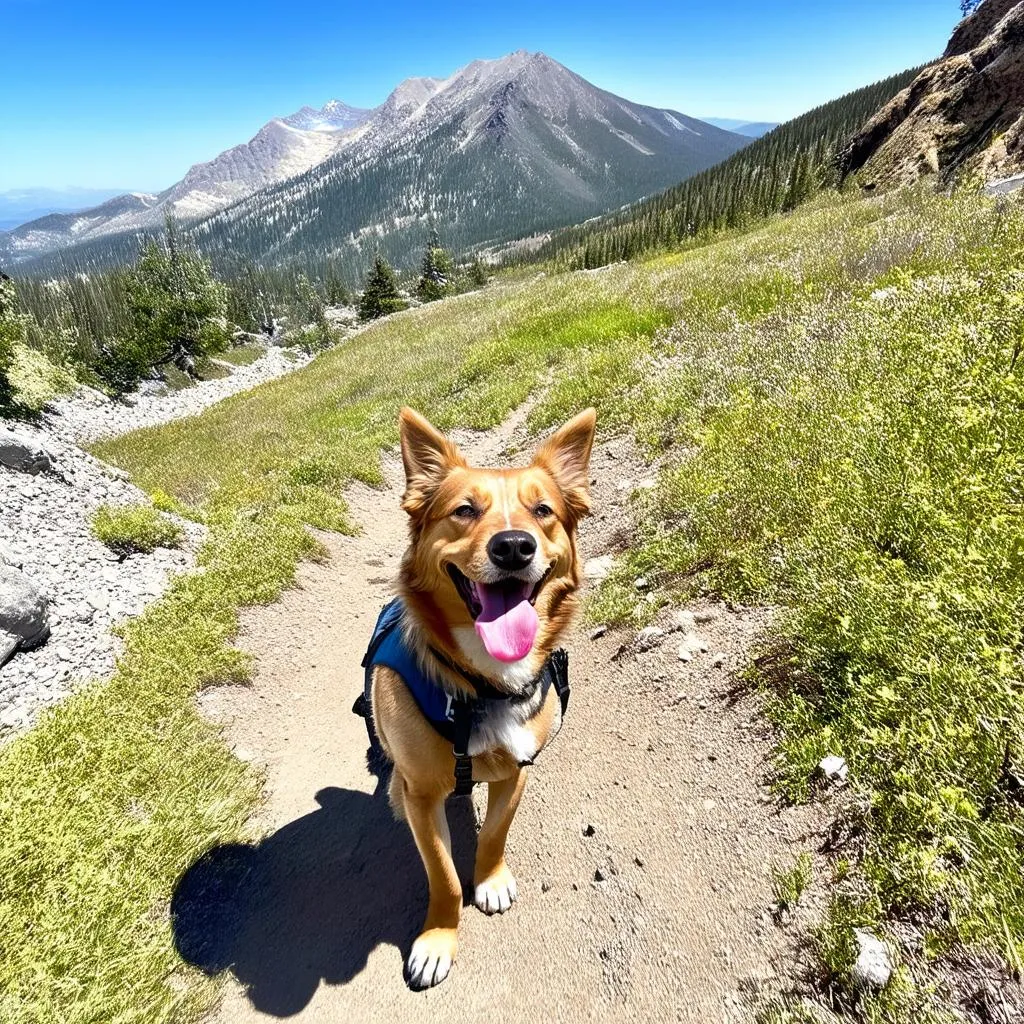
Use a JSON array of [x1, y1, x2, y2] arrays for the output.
[[533, 408, 597, 522], [399, 407, 466, 516]]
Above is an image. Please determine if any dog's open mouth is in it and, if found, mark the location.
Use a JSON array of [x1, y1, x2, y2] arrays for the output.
[[447, 564, 552, 663]]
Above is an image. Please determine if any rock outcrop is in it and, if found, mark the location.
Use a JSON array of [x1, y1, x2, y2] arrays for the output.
[[842, 0, 1024, 188]]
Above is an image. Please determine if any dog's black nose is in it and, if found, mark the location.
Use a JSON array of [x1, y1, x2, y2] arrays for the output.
[[487, 530, 536, 571]]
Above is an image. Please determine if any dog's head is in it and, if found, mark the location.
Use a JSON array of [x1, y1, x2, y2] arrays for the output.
[[398, 406, 596, 678]]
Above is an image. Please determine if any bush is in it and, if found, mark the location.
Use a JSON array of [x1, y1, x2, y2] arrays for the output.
[[91, 503, 184, 556], [0, 273, 25, 409]]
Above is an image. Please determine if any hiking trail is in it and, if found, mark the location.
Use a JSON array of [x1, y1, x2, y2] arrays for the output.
[[176, 405, 821, 1024]]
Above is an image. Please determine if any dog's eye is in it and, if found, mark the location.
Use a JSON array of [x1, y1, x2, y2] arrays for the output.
[[452, 504, 478, 520], [533, 503, 554, 518]]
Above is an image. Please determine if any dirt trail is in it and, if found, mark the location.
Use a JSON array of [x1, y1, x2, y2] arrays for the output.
[[175, 407, 820, 1024]]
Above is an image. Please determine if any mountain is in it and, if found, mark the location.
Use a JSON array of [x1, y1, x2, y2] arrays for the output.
[[0, 187, 134, 232], [1, 100, 373, 263], [6, 51, 748, 276], [701, 118, 780, 138], [518, 67, 923, 270], [841, 0, 1023, 188]]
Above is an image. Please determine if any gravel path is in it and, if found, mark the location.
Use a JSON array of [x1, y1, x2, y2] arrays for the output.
[[0, 344, 312, 736], [174, 408, 822, 1023]]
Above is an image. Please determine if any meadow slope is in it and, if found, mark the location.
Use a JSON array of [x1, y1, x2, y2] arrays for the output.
[[1, 185, 1022, 1022]]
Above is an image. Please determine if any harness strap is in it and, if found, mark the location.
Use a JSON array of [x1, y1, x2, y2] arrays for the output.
[[451, 702, 475, 797], [358, 599, 570, 795]]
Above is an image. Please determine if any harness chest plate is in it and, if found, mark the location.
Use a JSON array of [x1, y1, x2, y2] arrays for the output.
[[356, 597, 570, 794]]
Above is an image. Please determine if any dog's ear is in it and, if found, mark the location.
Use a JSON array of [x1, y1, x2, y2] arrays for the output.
[[533, 408, 597, 522], [399, 407, 467, 516]]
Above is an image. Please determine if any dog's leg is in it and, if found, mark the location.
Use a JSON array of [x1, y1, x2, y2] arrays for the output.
[[403, 784, 461, 990], [473, 767, 527, 915]]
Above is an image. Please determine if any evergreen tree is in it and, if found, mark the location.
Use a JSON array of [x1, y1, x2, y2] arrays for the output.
[[0, 272, 25, 409], [358, 254, 406, 321], [468, 256, 488, 288], [96, 218, 229, 392], [415, 226, 455, 303], [294, 273, 335, 352]]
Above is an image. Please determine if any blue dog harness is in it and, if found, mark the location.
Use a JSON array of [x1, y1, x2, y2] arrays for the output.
[[355, 597, 570, 795]]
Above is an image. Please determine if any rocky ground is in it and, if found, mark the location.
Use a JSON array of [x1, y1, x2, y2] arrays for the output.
[[50, 344, 310, 443], [0, 344, 313, 737]]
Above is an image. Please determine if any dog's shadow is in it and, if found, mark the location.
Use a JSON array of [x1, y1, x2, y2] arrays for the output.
[[171, 781, 478, 1016]]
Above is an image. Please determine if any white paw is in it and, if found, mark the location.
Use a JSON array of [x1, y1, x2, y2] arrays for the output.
[[474, 872, 518, 915], [406, 931, 455, 990]]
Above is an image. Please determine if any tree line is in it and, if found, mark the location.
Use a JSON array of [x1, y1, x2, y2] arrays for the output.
[[512, 68, 923, 272], [0, 220, 486, 409]]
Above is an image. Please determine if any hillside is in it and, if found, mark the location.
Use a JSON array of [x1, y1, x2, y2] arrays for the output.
[[841, 0, 1024, 187], [519, 68, 921, 269], [9, 52, 748, 279]]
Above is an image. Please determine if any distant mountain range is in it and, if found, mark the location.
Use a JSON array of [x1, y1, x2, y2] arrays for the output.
[[0, 187, 137, 232], [3, 51, 750, 275], [701, 118, 779, 138]]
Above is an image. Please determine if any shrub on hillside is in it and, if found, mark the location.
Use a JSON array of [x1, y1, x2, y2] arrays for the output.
[[358, 255, 407, 321], [415, 227, 454, 303], [91, 503, 184, 556], [0, 273, 25, 409], [95, 220, 230, 393]]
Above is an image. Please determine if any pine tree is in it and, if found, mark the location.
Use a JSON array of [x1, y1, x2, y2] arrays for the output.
[[358, 254, 406, 321], [0, 272, 25, 409], [468, 256, 488, 288], [96, 217, 229, 392], [415, 226, 455, 303]]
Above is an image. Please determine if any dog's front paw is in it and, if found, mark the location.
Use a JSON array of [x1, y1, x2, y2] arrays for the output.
[[474, 864, 518, 915], [405, 928, 457, 990]]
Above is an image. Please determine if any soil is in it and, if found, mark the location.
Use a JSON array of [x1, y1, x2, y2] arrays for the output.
[[174, 406, 825, 1024]]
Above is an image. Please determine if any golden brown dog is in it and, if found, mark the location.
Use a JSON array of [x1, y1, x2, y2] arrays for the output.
[[367, 405, 596, 990]]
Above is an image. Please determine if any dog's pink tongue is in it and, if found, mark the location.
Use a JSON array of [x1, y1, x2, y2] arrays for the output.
[[474, 584, 539, 663]]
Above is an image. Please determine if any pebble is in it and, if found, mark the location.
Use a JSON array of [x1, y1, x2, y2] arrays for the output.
[[636, 626, 666, 651], [818, 755, 849, 782]]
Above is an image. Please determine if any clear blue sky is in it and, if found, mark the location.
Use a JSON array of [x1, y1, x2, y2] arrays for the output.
[[1, 0, 959, 192]]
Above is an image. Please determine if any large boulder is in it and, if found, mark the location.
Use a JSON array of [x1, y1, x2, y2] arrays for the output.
[[0, 428, 53, 475], [0, 564, 51, 666]]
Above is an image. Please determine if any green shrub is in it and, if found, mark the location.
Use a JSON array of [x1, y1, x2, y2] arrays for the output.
[[91, 504, 184, 556], [0, 274, 25, 409]]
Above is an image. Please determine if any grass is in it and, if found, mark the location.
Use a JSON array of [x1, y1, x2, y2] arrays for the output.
[[1, 184, 1022, 1022], [772, 852, 813, 913], [215, 344, 264, 367], [92, 503, 184, 556]]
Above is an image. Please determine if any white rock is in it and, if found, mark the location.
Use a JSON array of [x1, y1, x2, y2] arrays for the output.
[[818, 755, 849, 782], [634, 576, 650, 591], [673, 609, 696, 632], [584, 555, 614, 581], [636, 626, 666, 651], [851, 929, 892, 990]]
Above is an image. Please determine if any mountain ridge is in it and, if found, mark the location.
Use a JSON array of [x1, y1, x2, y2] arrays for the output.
[[3, 51, 748, 273]]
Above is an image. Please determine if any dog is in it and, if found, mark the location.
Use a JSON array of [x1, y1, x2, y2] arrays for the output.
[[363, 405, 596, 990]]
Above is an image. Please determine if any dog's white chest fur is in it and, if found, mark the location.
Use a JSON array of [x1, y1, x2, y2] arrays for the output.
[[453, 627, 561, 762]]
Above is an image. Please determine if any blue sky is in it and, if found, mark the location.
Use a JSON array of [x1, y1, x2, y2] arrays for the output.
[[1, 0, 958, 192]]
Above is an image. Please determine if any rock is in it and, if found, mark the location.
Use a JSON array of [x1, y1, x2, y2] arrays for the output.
[[633, 576, 650, 591], [583, 823, 596, 837], [137, 380, 170, 398], [818, 755, 849, 782], [0, 429, 53, 475], [677, 632, 709, 661], [0, 565, 51, 662], [589, 625, 608, 641], [636, 626, 665, 651], [711, 654, 726, 668], [672, 609, 696, 632], [693, 608, 719, 625], [852, 929, 893, 990], [584, 555, 614, 581], [0, 543, 22, 569], [636, 478, 658, 490], [540, 879, 553, 893], [593, 867, 607, 883]]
